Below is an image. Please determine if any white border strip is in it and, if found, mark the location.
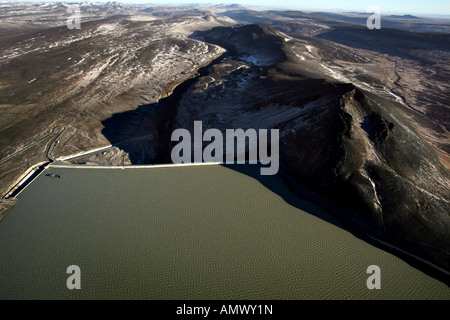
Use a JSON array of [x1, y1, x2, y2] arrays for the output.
[[49, 162, 227, 170], [57, 145, 113, 161]]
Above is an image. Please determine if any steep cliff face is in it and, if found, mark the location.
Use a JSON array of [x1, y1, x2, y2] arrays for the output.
[[105, 24, 450, 272], [314, 89, 450, 267], [171, 66, 450, 268]]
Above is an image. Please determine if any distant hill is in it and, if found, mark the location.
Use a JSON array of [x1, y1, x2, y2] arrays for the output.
[[214, 4, 243, 10], [388, 14, 419, 19]]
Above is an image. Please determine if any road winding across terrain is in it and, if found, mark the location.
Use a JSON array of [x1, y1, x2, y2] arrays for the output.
[[0, 125, 67, 165]]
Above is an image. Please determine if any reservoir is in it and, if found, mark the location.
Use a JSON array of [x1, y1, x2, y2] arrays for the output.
[[0, 165, 448, 299]]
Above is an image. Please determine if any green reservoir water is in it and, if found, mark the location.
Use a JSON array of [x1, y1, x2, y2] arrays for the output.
[[0, 165, 448, 299]]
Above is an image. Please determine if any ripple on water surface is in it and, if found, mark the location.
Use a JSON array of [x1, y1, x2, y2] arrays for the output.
[[0, 165, 448, 299]]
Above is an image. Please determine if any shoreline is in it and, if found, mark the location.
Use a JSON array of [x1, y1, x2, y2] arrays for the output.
[[49, 162, 224, 170], [2, 161, 50, 199], [3, 157, 449, 286], [1, 163, 447, 299], [276, 166, 450, 286]]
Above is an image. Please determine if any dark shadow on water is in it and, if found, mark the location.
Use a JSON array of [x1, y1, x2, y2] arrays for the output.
[[222, 163, 450, 286], [221, 163, 346, 230]]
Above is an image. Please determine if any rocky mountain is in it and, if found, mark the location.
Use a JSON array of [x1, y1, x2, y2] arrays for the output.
[[101, 24, 450, 280]]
